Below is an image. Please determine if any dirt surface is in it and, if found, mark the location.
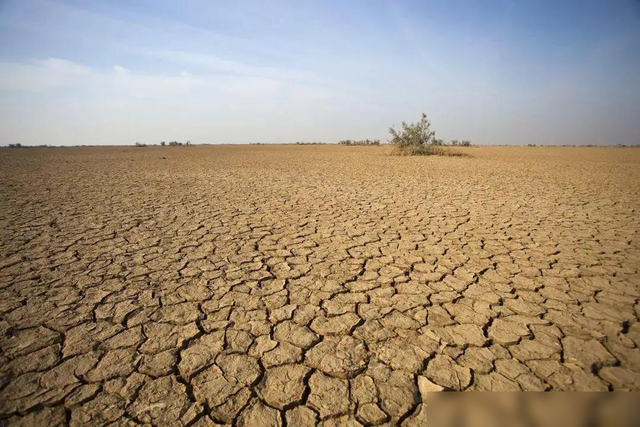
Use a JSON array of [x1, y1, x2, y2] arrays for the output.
[[1, 145, 639, 425]]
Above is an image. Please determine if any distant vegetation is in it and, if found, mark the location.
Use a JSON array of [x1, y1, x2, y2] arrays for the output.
[[6, 143, 51, 148], [449, 139, 471, 147], [339, 139, 380, 146], [161, 141, 191, 146], [3, 138, 638, 149], [389, 113, 469, 156]]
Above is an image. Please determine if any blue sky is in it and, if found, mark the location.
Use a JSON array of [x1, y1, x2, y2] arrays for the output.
[[1, 0, 639, 146]]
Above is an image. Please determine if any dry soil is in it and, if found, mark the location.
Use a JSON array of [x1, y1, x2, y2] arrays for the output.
[[1, 145, 639, 426]]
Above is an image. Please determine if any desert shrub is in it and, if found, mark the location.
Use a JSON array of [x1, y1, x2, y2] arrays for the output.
[[135, 142, 147, 147], [397, 144, 466, 156], [160, 141, 166, 146], [397, 144, 446, 156], [8, 143, 23, 148], [389, 113, 470, 155], [168, 141, 182, 146], [389, 114, 443, 155], [389, 113, 437, 150]]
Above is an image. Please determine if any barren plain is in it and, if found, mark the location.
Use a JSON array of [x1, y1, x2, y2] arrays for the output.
[[1, 145, 639, 426]]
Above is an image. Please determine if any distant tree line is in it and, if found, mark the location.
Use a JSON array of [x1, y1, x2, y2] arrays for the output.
[[449, 139, 471, 147], [159, 141, 191, 146], [339, 139, 381, 146], [6, 143, 52, 148]]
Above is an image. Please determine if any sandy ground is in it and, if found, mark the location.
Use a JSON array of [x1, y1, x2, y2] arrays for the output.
[[1, 145, 639, 426]]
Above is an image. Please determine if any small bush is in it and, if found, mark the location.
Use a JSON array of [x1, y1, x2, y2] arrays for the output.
[[395, 144, 466, 157], [389, 113, 469, 155], [8, 143, 23, 148], [389, 113, 437, 150], [160, 141, 166, 146]]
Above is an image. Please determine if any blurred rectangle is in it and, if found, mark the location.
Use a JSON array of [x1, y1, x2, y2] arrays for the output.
[[425, 392, 640, 427]]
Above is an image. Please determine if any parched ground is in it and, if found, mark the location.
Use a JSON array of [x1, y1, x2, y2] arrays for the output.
[[0, 145, 639, 426]]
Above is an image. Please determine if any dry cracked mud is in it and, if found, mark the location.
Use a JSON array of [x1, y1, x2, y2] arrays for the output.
[[1, 145, 639, 426]]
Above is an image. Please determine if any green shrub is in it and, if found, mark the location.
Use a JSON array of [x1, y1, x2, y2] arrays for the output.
[[395, 144, 465, 157], [389, 113, 469, 155], [389, 113, 437, 150]]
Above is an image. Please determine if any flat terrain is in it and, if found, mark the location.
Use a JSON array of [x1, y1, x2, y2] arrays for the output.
[[1, 145, 639, 426]]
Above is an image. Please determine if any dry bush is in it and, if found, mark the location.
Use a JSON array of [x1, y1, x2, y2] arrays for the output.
[[389, 113, 467, 156], [395, 144, 465, 156]]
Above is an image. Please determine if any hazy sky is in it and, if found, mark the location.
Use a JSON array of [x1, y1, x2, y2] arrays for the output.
[[1, 0, 639, 146]]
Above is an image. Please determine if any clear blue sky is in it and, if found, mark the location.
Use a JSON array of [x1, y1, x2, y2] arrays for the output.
[[1, 0, 639, 146]]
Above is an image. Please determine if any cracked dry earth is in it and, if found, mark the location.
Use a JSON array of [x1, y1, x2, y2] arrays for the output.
[[1, 145, 639, 426]]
